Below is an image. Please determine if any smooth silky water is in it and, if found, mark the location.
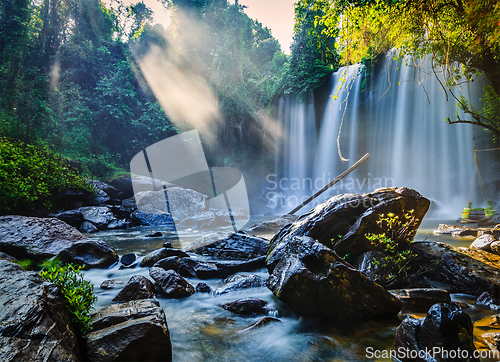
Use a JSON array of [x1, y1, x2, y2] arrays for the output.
[[83, 215, 499, 362]]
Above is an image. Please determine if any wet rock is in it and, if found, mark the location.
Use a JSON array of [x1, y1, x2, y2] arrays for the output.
[[179, 211, 231, 229], [222, 298, 267, 315], [476, 291, 500, 310], [394, 303, 478, 361], [80, 206, 117, 229], [185, 230, 269, 260], [79, 220, 99, 233], [0, 260, 80, 361], [0, 215, 88, 261], [107, 219, 127, 229], [196, 282, 211, 293], [163, 242, 173, 248], [131, 209, 176, 228], [267, 236, 402, 320], [267, 187, 429, 268], [153, 256, 181, 272], [54, 208, 84, 227], [112, 275, 156, 302], [392, 288, 451, 312], [491, 241, 500, 255], [214, 256, 266, 278], [481, 332, 500, 351], [178, 258, 219, 279], [122, 196, 138, 212], [146, 231, 163, 237], [140, 248, 190, 267], [452, 229, 478, 237], [86, 299, 171, 362], [241, 317, 281, 332], [149, 267, 195, 298], [249, 214, 298, 233], [214, 273, 267, 295], [412, 241, 500, 297], [101, 279, 118, 289], [121, 253, 137, 266], [57, 239, 119, 269], [470, 234, 495, 251]]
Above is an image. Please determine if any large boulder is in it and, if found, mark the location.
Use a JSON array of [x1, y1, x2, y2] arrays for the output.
[[267, 187, 429, 266], [222, 298, 268, 316], [112, 275, 156, 302], [394, 303, 478, 361], [86, 299, 172, 362], [470, 234, 495, 252], [184, 231, 269, 260], [266, 236, 402, 320], [0, 260, 80, 361], [412, 241, 500, 296], [0, 215, 87, 261], [57, 239, 119, 269], [149, 268, 195, 299], [54, 209, 84, 227]]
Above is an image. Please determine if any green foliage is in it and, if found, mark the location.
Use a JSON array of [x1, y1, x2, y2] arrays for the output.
[[39, 263, 97, 334], [0, 137, 92, 214], [15, 259, 34, 270], [462, 201, 496, 219], [365, 210, 418, 285], [317, 0, 500, 139]]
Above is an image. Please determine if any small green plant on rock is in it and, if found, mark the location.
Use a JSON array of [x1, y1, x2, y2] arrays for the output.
[[39, 263, 97, 334], [365, 210, 418, 286]]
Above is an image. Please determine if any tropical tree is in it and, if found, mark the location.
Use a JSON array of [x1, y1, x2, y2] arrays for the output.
[[317, 0, 500, 138]]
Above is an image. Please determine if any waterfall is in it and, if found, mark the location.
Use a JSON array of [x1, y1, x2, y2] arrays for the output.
[[269, 54, 485, 218]]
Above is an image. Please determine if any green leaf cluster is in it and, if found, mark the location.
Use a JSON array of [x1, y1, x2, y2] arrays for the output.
[[0, 137, 91, 214], [365, 210, 418, 285], [39, 263, 97, 334]]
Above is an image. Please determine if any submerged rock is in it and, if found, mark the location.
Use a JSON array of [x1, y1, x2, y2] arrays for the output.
[[267, 187, 430, 266], [393, 303, 478, 361], [222, 298, 267, 315], [266, 236, 402, 320], [214, 273, 267, 295], [0, 260, 80, 361], [196, 282, 211, 293], [86, 299, 172, 362], [185, 230, 269, 260], [149, 267, 195, 299], [241, 317, 281, 332], [112, 275, 156, 302]]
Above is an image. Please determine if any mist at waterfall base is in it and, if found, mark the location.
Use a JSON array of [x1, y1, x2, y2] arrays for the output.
[[267, 55, 494, 219]]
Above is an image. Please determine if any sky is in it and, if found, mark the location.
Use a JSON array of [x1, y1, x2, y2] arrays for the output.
[[122, 0, 297, 54]]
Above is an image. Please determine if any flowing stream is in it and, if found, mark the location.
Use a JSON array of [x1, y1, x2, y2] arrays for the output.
[[83, 222, 498, 362]]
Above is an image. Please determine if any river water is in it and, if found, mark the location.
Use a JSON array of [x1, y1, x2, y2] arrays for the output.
[[83, 218, 499, 361]]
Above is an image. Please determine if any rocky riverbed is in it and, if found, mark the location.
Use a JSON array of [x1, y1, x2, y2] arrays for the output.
[[2, 185, 500, 361]]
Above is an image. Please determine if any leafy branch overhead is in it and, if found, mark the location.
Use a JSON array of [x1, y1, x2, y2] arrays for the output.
[[316, 0, 500, 138]]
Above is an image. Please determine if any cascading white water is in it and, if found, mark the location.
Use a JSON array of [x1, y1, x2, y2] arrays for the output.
[[271, 54, 485, 218]]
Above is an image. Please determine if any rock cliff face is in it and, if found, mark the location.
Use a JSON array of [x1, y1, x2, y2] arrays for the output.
[[0, 259, 80, 361]]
